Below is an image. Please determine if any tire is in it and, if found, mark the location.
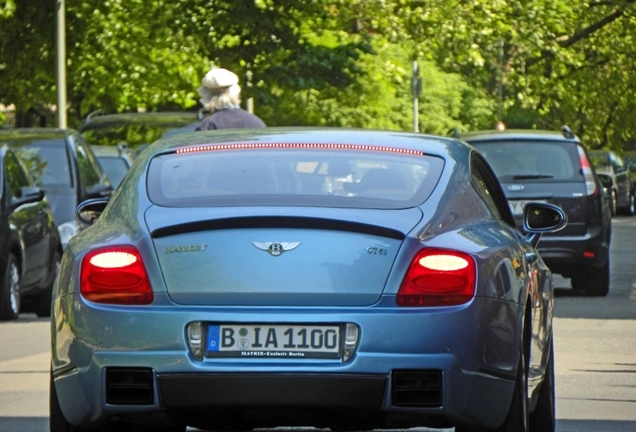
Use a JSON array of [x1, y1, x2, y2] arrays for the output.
[[529, 339, 555, 432], [34, 250, 62, 318], [496, 339, 529, 432], [0, 255, 21, 321], [610, 190, 617, 217], [621, 191, 635, 216], [571, 262, 610, 297]]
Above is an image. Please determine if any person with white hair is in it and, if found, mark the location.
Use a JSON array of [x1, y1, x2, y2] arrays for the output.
[[195, 67, 266, 130]]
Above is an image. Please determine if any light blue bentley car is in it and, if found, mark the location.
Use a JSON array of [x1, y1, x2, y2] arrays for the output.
[[50, 128, 566, 432]]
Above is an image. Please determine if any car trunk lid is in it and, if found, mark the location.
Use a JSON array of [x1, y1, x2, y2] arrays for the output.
[[146, 206, 423, 306]]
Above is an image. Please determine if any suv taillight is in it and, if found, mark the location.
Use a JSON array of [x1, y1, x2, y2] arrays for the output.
[[80, 246, 153, 304], [578, 145, 598, 196], [397, 248, 476, 307]]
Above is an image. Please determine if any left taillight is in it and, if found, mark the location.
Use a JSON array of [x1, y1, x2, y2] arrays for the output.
[[397, 248, 476, 307], [80, 246, 153, 305]]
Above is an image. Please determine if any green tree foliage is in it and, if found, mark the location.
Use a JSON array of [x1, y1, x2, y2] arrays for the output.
[[0, 0, 15, 19], [1, 0, 635, 148]]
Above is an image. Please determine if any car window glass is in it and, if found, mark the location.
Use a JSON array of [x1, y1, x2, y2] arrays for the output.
[[73, 136, 102, 189], [147, 148, 445, 209], [98, 156, 129, 188], [612, 154, 625, 171], [13, 140, 72, 188], [471, 158, 506, 223], [474, 141, 578, 182], [589, 152, 610, 169], [4, 151, 31, 200]]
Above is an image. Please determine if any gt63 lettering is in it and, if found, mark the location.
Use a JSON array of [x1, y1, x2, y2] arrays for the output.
[[367, 247, 387, 255]]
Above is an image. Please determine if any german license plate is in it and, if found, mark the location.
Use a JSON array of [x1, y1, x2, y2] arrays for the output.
[[508, 200, 546, 216], [206, 324, 341, 359]]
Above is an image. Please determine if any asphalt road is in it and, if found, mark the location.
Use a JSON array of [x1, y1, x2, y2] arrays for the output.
[[1, 218, 635, 432]]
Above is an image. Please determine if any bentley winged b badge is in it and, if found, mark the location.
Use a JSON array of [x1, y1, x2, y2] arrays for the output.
[[252, 242, 300, 257]]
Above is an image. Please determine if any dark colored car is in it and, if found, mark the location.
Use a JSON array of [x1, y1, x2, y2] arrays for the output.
[[462, 126, 612, 296], [90, 144, 138, 188], [0, 128, 113, 249], [0, 145, 62, 320], [51, 128, 567, 432], [79, 110, 201, 152], [588, 150, 635, 216]]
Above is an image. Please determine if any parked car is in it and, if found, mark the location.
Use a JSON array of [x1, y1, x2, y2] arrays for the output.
[[51, 128, 566, 432], [0, 128, 113, 249], [588, 150, 635, 216], [90, 143, 138, 188], [79, 110, 201, 152], [461, 126, 612, 296], [622, 150, 636, 182], [0, 144, 62, 320]]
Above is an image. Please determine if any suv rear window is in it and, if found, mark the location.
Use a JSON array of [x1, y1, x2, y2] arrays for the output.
[[472, 141, 582, 183]]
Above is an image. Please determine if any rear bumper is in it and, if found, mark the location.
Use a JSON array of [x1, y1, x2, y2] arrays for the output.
[[53, 359, 514, 431], [51, 294, 522, 431], [535, 226, 610, 274]]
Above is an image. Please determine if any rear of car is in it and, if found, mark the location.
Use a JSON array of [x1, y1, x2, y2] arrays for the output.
[[51, 129, 558, 432], [463, 129, 612, 296]]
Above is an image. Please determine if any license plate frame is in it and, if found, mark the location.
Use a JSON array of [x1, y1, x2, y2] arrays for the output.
[[205, 323, 342, 359]]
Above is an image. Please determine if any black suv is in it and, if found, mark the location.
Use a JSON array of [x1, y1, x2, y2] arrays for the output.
[[0, 128, 113, 249], [461, 127, 612, 296]]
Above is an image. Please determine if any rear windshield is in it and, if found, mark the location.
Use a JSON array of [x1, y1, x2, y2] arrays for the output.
[[13, 140, 72, 187], [147, 146, 444, 209], [471, 141, 582, 183]]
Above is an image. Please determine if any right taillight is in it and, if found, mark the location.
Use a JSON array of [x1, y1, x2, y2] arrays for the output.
[[80, 246, 153, 304], [578, 145, 598, 196], [397, 248, 476, 307]]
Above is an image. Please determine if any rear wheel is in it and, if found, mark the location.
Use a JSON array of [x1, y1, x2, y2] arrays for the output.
[[571, 262, 610, 296], [610, 190, 618, 216], [621, 191, 635, 216], [529, 339, 555, 431], [0, 255, 20, 321]]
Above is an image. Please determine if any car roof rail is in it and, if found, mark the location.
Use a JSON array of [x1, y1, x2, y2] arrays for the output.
[[561, 125, 575, 139], [79, 109, 108, 130]]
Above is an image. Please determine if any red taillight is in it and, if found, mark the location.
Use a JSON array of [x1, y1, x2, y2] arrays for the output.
[[397, 249, 476, 307], [80, 246, 153, 304], [577, 146, 597, 196]]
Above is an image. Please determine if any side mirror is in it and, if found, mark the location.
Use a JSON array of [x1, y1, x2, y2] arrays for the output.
[[597, 173, 613, 190], [522, 202, 567, 248], [84, 183, 113, 200], [12, 186, 44, 206], [76, 198, 110, 225]]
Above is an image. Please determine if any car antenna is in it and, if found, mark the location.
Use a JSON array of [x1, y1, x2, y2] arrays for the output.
[[561, 125, 575, 139]]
